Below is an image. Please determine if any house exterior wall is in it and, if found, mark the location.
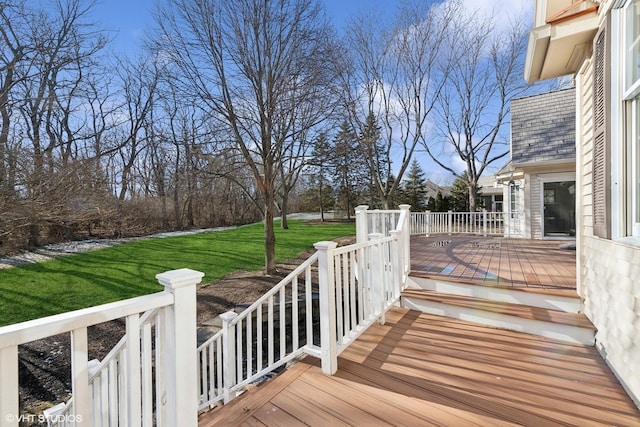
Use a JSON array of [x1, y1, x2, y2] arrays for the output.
[[512, 168, 576, 239], [505, 89, 577, 239], [573, 0, 640, 406]]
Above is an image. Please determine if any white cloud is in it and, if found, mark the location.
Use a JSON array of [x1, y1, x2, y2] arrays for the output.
[[443, 0, 533, 34]]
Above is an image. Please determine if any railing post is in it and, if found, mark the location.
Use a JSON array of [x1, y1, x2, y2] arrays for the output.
[[0, 346, 19, 425], [368, 233, 385, 325], [399, 204, 411, 281], [448, 210, 453, 235], [483, 209, 488, 237], [389, 230, 402, 301], [314, 241, 338, 375], [70, 327, 90, 425], [425, 210, 431, 236], [156, 268, 204, 427], [220, 311, 238, 403], [355, 205, 369, 243]]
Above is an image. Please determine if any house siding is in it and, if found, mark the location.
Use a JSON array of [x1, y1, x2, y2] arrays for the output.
[[574, 3, 639, 406]]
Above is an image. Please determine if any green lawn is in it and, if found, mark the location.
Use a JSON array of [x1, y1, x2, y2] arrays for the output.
[[0, 220, 355, 326]]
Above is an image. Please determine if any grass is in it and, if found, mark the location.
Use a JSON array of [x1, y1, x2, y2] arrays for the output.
[[0, 219, 355, 326]]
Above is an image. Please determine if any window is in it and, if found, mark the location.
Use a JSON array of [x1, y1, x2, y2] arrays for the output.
[[623, 0, 640, 237], [510, 184, 520, 215]]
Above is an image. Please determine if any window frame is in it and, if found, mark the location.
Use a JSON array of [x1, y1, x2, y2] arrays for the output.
[[622, 0, 640, 237]]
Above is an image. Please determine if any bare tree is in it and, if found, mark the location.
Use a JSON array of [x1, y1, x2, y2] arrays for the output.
[[155, 0, 338, 274], [341, 0, 459, 209], [422, 9, 530, 211], [113, 55, 161, 201]]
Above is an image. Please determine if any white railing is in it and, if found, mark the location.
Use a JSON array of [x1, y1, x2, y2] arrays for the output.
[[0, 268, 203, 427], [411, 210, 523, 237], [198, 252, 320, 409], [51, 308, 163, 426], [198, 204, 411, 407], [2, 206, 411, 424], [356, 205, 411, 281]]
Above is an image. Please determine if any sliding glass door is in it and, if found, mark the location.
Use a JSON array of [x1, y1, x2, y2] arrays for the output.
[[543, 181, 576, 237]]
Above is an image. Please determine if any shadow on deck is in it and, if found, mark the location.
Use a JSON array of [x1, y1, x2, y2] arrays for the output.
[[199, 307, 640, 426]]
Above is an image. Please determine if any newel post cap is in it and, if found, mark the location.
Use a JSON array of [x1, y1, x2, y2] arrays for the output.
[[156, 268, 205, 290], [314, 241, 338, 251]]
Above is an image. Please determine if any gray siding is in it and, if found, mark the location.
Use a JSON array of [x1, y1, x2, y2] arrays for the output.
[[511, 88, 576, 165]]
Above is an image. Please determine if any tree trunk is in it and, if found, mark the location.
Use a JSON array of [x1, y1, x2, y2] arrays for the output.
[[280, 198, 289, 229], [264, 189, 277, 274], [319, 177, 325, 222], [469, 182, 478, 212]]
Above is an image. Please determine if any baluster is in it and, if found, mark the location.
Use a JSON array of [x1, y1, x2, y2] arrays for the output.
[[349, 253, 357, 331], [335, 253, 344, 343], [256, 303, 263, 372], [141, 322, 153, 427], [154, 311, 166, 426], [236, 321, 243, 382], [292, 276, 299, 351], [279, 287, 286, 359], [246, 308, 253, 377], [268, 297, 274, 366], [305, 265, 313, 347]]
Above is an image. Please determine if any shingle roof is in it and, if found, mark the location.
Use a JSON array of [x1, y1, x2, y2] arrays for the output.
[[510, 88, 576, 165]]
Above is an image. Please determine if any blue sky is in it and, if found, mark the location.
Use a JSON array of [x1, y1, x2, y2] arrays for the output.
[[93, 0, 391, 55]]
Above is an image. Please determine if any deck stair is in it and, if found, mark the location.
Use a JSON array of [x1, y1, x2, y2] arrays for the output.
[[402, 273, 596, 345]]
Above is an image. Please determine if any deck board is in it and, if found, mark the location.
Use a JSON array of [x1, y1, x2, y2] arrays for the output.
[[199, 308, 640, 427], [410, 235, 576, 291]]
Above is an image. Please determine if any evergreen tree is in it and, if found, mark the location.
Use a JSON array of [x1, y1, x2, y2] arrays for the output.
[[308, 132, 333, 221], [434, 190, 450, 212], [401, 160, 428, 211], [332, 121, 366, 219], [357, 112, 385, 207], [426, 196, 436, 211], [450, 172, 482, 211]]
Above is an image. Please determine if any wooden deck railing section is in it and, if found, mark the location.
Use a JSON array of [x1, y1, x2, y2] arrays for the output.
[[411, 210, 523, 237], [0, 206, 411, 425]]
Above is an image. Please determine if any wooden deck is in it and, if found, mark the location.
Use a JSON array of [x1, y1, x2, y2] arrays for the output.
[[410, 235, 576, 291], [199, 307, 640, 426]]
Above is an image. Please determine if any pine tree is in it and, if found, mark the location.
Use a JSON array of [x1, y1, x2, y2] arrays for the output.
[[357, 112, 384, 208], [332, 121, 366, 219], [401, 160, 428, 211], [308, 133, 333, 221], [450, 172, 482, 212], [434, 190, 449, 212]]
